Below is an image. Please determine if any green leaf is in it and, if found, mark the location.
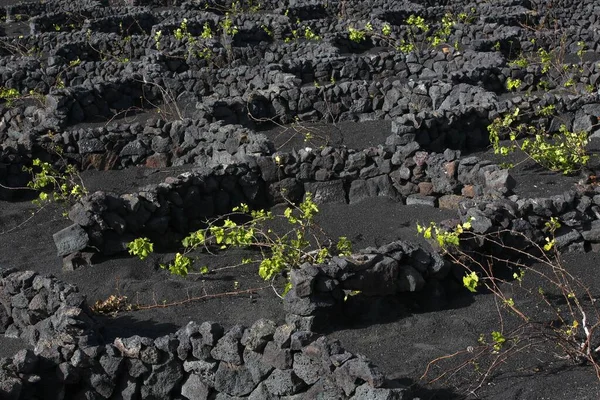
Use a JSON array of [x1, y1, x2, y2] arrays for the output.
[[463, 272, 479, 293]]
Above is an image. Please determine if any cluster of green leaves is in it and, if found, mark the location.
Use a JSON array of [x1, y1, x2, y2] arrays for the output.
[[417, 217, 473, 251], [417, 218, 480, 294], [488, 106, 590, 175], [543, 217, 561, 251], [348, 23, 373, 43], [521, 125, 589, 175], [128, 194, 352, 296], [427, 12, 456, 47], [261, 24, 273, 37], [153, 30, 162, 50], [505, 77, 522, 91], [285, 25, 321, 43], [24, 157, 87, 208], [173, 18, 215, 60], [347, 11, 472, 54], [220, 14, 239, 37], [509, 39, 590, 92], [398, 14, 428, 53], [0, 87, 21, 106], [303, 26, 320, 41], [127, 237, 154, 260], [478, 331, 507, 352]]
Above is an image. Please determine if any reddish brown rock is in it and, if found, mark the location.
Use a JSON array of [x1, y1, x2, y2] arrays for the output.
[[444, 161, 456, 178], [418, 182, 434, 196], [462, 185, 476, 198], [438, 194, 465, 210], [145, 153, 169, 169]]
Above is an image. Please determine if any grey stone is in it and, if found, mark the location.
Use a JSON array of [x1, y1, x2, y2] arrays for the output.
[[273, 324, 294, 348], [53, 224, 90, 257], [397, 265, 425, 292], [89, 372, 115, 398], [241, 319, 277, 352], [346, 152, 367, 171], [290, 331, 319, 351], [243, 348, 274, 384], [466, 208, 494, 233], [289, 266, 319, 298], [292, 352, 320, 385], [57, 361, 80, 384], [348, 179, 370, 204], [334, 357, 385, 396], [12, 349, 36, 373], [405, 194, 436, 207], [555, 227, 582, 249], [211, 325, 244, 365], [484, 168, 515, 195], [0, 370, 22, 400], [350, 383, 409, 400], [248, 383, 275, 400], [141, 359, 184, 398], [391, 142, 420, 164], [366, 175, 399, 200], [68, 202, 95, 227], [428, 252, 450, 279], [181, 374, 210, 400], [304, 180, 346, 204], [183, 359, 217, 376], [582, 220, 600, 242], [342, 256, 399, 295], [573, 111, 594, 132], [126, 359, 149, 378], [264, 369, 306, 396], [78, 138, 105, 153], [213, 362, 256, 396], [262, 341, 292, 370], [199, 321, 224, 346], [120, 140, 148, 157], [100, 354, 123, 377]]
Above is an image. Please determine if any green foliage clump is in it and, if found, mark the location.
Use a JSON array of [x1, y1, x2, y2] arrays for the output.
[[428, 13, 455, 47], [303, 26, 320, 41], [127, 237, 154, 260], [348, 26, 368, 43], [488, 107, 590, 175], [173, 18, 215, 60], [153, 30, 162, 50], [521, 125, 589, 175], [509, 39, 590, 93], [417, 218, 472, 251], [0, 87, 21, 106], [220, 14, 239, 37], [505, 77, 522, 91], [24, 156, 86, 207], [397, 14, 428, 53]]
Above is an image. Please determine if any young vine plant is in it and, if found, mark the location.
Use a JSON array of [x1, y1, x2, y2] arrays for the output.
[[128, 193, 353, 297]]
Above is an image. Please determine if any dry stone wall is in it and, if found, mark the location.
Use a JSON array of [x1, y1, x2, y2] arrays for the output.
[[0, 268, 408, 400]]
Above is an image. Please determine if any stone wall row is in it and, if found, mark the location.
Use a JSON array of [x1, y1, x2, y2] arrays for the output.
[[0, 268, 409, 400]]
